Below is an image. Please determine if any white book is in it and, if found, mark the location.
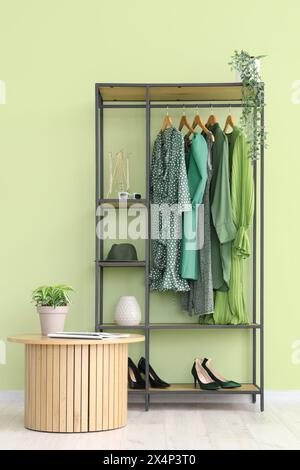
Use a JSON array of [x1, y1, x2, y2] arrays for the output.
[[48, 331, 130, 340]]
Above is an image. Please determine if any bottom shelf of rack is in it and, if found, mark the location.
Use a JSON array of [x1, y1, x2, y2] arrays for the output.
[[129, 383, 260, 395]]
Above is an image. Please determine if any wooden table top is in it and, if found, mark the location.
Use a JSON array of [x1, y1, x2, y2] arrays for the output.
[[8, 333, 145, 346]]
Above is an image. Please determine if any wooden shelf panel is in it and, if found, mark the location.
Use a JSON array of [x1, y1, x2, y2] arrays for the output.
[[97, 261, 146, 267], [97, 83, 244, 102], [129, 383, 260, 394], [98, 198, 148, 209], [99, 85, 147, 102], [150, 85, 243, 102]]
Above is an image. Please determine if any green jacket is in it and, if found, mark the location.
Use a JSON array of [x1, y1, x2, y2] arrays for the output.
[[209, 123, 236, 291]]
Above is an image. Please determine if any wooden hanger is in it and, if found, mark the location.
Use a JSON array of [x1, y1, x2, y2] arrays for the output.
[[193, 113, 215, 141], [161, 108, 173, 131], [223, 108, 235, 133], [178, 109, 195, 134], [206, 105, 218, 127], [185, 110, 215, 142]]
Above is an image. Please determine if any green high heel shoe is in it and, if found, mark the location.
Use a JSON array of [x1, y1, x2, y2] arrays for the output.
[[191, 358, 220, 390], [201, 358, 241, 389]]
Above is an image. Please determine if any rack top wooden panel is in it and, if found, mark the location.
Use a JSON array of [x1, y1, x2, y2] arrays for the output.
[[8, 334, 145, 346], [97, 83, 244, 102]]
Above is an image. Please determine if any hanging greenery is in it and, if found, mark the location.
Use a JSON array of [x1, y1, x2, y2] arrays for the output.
[[229, 50, 267, 161]]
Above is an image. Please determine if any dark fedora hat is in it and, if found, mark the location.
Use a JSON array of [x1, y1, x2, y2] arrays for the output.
[[106, 243, 138, 261]]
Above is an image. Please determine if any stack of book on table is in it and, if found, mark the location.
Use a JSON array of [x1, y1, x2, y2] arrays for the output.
[[47, 331, 130, 340]]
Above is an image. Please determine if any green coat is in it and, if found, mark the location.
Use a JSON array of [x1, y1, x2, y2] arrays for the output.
[[180, 133, 208, 280], [209, 123, 236, 291], [150, 127, 191, 292], [214, 127, 254, 324], [182, 131, 214, 316]]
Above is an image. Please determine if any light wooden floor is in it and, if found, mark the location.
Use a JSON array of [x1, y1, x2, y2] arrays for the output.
[[1, 394, 300, 450]]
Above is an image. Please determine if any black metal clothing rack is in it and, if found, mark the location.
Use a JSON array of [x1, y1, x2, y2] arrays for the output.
[[95, 83, 264, 412]]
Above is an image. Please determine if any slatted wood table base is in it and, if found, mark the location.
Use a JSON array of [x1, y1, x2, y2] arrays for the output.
[[8, 334, 144, 432], [25, 342, 128, 432]]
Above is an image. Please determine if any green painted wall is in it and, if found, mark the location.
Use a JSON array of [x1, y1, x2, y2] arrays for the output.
[[1, 0, 300, 389]]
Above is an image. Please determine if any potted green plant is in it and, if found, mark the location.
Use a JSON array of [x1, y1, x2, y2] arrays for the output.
[[229, 50, 267, 161], [32, 285, 74, 336]]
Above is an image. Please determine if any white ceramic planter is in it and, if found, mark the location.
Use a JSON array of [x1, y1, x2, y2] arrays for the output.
[[37, 306, 69, 336], [115, 296, 141, 326], [235, 58, 261, 82]]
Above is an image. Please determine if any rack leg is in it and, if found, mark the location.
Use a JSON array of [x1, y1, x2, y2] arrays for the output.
[[252, 395, 256, 404], [259, 85, 265, 414], [145, 393, 150, 411], [260, 392, 264, 412]]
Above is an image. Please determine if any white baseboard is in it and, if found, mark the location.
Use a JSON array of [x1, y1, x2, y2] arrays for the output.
[[129, 390, 300, 405], [129, 394, 252, 404], [1, 390, 299, 404], [0, 390, 24, 401], [265, 390, 300, 402]]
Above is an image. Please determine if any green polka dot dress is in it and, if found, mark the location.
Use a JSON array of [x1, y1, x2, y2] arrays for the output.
[[150, 127, 191, 292]]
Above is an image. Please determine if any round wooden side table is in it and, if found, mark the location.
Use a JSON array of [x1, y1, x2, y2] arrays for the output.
[[8, 334, 145, 433]]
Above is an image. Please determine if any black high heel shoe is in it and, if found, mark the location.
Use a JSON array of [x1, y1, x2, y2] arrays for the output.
[[191, 358, 220, 390], [138, 357, 170, 388], [128, 357, 145, 389]]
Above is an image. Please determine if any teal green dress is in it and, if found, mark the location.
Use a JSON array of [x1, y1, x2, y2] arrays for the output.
[[180, 133, 208, 280], [181, 131, 214, 316]]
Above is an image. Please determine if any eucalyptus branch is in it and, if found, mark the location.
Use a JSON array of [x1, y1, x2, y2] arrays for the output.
[[229, 50, 267, 161]]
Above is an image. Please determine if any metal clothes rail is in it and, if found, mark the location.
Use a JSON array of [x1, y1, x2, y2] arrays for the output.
[[95, 83, 264, 411]]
